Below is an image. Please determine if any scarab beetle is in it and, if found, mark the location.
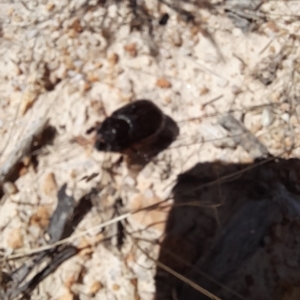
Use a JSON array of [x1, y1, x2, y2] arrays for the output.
[[94, 100, 167, 152]]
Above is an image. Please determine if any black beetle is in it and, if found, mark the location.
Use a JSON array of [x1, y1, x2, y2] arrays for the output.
[[95, 100, 166, 152]]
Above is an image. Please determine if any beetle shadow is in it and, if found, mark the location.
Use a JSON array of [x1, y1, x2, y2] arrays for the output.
[[155, 158, 300, 300]]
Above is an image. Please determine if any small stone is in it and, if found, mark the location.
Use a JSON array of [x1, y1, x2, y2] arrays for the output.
[[112, 284, 120, 291], [108, 53, 119, 65], [216, 77, 228, 88], [280, 102, 290, 112], [87, 72, 99, 82], [68, 29, 78, 38], [71, 18, 83, 33], [124, 43, 137, 57], [290, 115, 298, 126], [58, 291, 74, 300], [200, 86, 209, 96], [232, 85, 242, 95], [281, 113, 290, 122], [19, 89, 39, 115], [13, 15, 23, 22], [270, 92, 281, 102], [78, 234, 104, 257], [156, 78, 172, 88], [7, 7, 14, 17], [250, 123, 262, 134], [3, 182, 18, 195], [269, 46, 275, 54], [7, 228, 23, 249], [19, 166, 28, 177], [95, 62, 103, 68], [124, 176, 136, 187], [43, 172, 57, 196], [266, 21, 279, 33], [284, 137, 293, 149], [80, 81, 91, 92], [171, 31, 182, 47], [46, 3, 55, 11], [164, 96, 171, 103], [30, 206, 50, 229], [22, 156, 31, 166], [89, 281, 104, 295], [261, 107, 273, 127], [64, 275, 77, 289]]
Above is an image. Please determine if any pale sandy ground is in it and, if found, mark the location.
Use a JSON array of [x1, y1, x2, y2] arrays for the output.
[[0, 1, 300, 299]]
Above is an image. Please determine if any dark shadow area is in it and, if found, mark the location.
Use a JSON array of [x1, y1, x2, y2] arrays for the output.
[[155, 158, 300, 300]]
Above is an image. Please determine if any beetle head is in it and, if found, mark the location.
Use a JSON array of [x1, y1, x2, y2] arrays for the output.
[[94, 117, 131, 152]]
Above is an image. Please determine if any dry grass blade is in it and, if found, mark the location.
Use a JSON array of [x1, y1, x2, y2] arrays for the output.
[[1, 213, 131, 260], [134, 237, 222, 300]]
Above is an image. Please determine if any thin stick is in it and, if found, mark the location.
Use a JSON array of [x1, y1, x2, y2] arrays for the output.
[[2, 213, 130, 260]]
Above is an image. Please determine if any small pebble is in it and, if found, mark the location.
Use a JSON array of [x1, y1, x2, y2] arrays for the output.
[[156, 78, 172, 88], [108, 53, 119, 65], [200, 86, 209, 96], [216, 77, 228, 88], [124, 43, 137, 57], [124, 176, 136, 187], [112, 283, 120, 291], [3, 181, 18, 195], [171, 31, 182, 47], [7, 228, 23, 249], [46, 2, 55, 12], [43, 172, 57, 196], [261, 107, 273, 127], [88, 281, 104, 295], [281, 113, 290, 122]]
